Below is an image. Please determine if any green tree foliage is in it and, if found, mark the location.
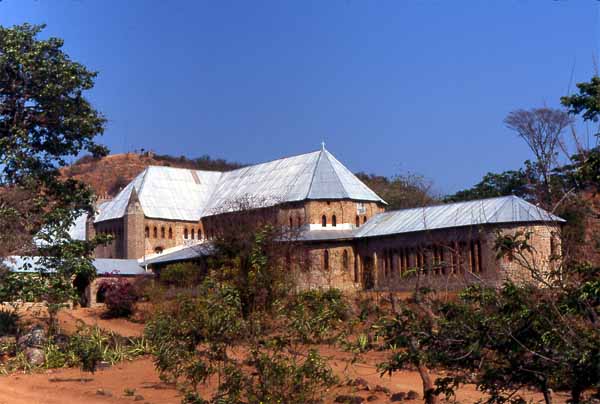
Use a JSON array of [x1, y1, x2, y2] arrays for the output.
[[356, 172, 437, 209], [561, 76, 600, 122], [160, 262, 203, 288], [145, 276, 339, 404], [0, 24, 107, 326], [445, 166, 534, 203]]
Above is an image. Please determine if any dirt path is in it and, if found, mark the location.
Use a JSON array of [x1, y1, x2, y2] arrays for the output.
[[57, 308, 144, 338], [0, 357, 179, 404]]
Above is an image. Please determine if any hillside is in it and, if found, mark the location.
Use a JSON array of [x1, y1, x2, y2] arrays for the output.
[[61, 152, 243, 198]]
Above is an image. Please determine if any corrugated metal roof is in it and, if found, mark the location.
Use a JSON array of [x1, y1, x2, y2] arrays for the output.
[[93, 258, 147, 276], [354, 195, 564, 238], [141, 243, 215, 266], [1, 256, 146, 276], [204, 148, 385, 214], [68, 213, 88, 241], [95, 148, 386, 222], [96, 166, 222, 222]]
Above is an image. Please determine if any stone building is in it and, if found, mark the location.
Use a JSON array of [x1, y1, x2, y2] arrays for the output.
[[85, 146, 564, 292]]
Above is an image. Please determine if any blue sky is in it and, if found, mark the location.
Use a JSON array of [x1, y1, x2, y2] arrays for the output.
[[1, 0, 600, 194]]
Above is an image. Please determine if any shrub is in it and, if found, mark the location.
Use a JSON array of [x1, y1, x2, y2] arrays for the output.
[[160, 262, 203, 288], [284, 288, 349, 343], [0, 309, 19, 336], [100, 278, 138, 318]]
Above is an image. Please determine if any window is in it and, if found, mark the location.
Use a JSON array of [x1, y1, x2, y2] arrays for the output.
[[184, 228, 189, 239], [332, 215, 337, 227], [297, 216, 302, 227], [168, 227, 173, 239], [289, 217, 293, 228], [363, 216, 367, 224], [342, 250, 349, 272], [191, 229, 195, 239], [469, 240, 482, 273], [154, 247, 164, 254], [153, 226, 158, 238], [355, 216, 360, 227], [198, 229, 202, 239], [144, 226, 149, 238], [321, 215, 327, 227], [161, 227, 165, 239], [323, 250, 329, 271]]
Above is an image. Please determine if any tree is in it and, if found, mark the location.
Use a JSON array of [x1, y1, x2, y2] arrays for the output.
[[0, 24, 107, 327], [504, 108, 572, 206], [356, 172, 437, 210], [445, 167, 535, 203], [561, 76, 600, 122]]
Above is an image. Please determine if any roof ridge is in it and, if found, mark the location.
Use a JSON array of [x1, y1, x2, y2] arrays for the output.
[[321, 150, 349, 199], [324, 150, 385, 202], [305, 148, 325, 199], [227, 149, 322, 176]]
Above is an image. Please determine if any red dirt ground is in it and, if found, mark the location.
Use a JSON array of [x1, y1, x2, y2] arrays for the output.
[[0, 307, 572, 404]]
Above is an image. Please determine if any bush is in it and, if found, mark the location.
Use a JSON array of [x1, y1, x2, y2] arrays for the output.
[[0, 309, 19, 336], [284, 288, 349, 343], [160, 262, 203, 288], [100, 279, 138, 318]]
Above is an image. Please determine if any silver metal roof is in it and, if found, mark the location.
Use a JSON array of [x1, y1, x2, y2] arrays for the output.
[[93, 258, 147, 276], [95, 148, 385, 222], [141, 243, 215, 266], [96, 166, 222, 222], [204, 148, 385, 214], [354, 195, 564, 238], [68, 213, 88, 241], [1, 256, 146, 276]]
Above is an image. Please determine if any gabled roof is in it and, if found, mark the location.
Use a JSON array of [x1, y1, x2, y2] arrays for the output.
[[96, 166, 222, 222], [95, 148, 385, 222], [354, 195, 564, 238]]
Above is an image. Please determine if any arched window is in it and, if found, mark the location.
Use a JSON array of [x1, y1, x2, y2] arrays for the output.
[[154, 247, 164, 254], [153, 226, 158, 238], [297, 216, 302, 227], [321, 215, 327, 227], [323, 250, 329, 271], [144, 226, 150, 238], [363, 216, 367, 224], [198, 229, 202, 239], [355, 215, 360, 227], [161, 227, 165, 239], [342, 250, 349, 272], [191, 229, 195, 239], [168, 227, 173, 239], [184, 228, 188, 239], [289, 217, 293, 228], [332, 215, 337, 227]]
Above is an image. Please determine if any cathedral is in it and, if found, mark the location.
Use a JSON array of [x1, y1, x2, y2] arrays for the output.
[[84, 146, 564, 293]]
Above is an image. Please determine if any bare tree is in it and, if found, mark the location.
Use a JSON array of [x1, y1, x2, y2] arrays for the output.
[[504, 108, 572, 205]]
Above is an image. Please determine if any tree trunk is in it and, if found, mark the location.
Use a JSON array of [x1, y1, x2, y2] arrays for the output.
[[542, 387, 553, 404], [417, 362, 438, 404]]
